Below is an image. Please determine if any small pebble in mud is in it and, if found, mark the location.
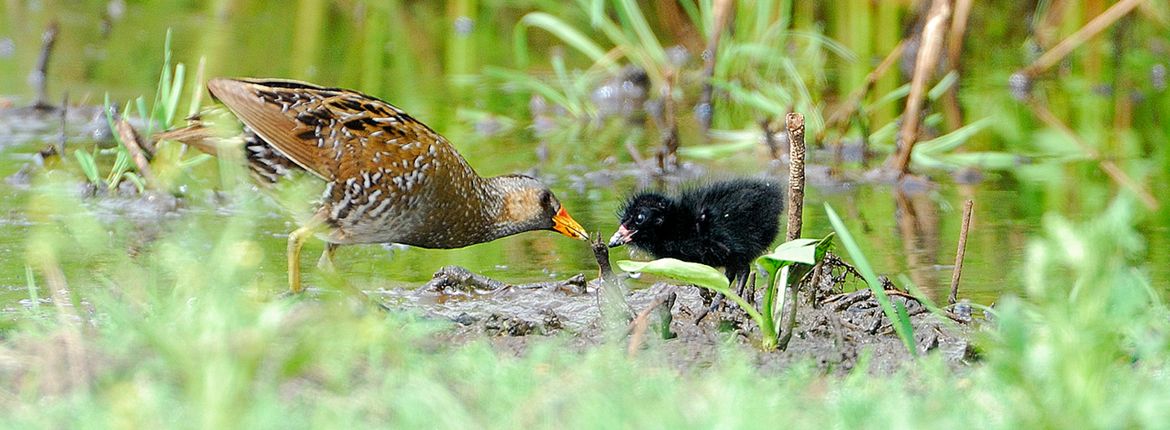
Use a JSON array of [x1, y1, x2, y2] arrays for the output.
[[952, 300, 973, 322], [482, 310, 563, 337], [452, 312, 477, 326], [483, 314, 538, 336]]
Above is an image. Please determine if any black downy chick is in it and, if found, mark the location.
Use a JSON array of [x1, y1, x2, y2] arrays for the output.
[[609, 178, 785, 317]]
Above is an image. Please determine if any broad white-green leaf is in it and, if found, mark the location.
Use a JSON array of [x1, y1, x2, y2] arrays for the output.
[[616, 258, 730, 294], [756, 234, 834, 276]]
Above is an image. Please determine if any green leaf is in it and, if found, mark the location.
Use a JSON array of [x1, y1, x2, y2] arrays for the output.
[[616, 259, 729, 293], [74, 150, 100, 184], [617, 258, 766, 329], [756, 234, 834, 277]]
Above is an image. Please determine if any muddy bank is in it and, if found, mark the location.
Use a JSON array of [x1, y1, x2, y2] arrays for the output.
[[375, 261, 978, 375]]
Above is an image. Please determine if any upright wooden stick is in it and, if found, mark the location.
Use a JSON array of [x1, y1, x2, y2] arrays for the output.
[[948, 200, 974, 305]]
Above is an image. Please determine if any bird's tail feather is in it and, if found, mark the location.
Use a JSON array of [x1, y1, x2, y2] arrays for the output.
[[152, 108, 239, 155]]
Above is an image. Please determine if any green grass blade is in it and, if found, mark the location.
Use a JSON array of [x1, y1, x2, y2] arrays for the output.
[[74, 150, 101, 184], [515, 12, 613, 70], [483, 67, 582, 118], [24, 265, 39, 312], [613, 0, 668, 67], [825, 203, 917, 356]]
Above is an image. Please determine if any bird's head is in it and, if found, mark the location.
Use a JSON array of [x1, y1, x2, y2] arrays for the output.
[[493, 175, 588, 241], [608, 192, 670, 248]]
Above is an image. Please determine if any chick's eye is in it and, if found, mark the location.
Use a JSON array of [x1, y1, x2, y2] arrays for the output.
[[635, 213, 645, 223]]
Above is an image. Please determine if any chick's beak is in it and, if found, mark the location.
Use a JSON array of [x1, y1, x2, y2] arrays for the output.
[[607, 224, 636, 248], [551, 207, 588, 240]]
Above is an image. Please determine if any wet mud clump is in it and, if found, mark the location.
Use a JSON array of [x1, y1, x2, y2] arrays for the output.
[[379, 241, 979, 374]]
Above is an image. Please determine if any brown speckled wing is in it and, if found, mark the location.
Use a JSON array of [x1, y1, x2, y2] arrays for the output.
[[206, 78, 464, 184]]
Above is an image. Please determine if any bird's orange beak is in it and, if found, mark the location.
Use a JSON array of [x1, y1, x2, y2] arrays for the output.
[[551, 206, 588, 240]]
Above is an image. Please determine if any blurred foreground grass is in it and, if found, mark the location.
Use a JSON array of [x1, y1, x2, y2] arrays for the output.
[[2, 0, 1169, 427], [2, 172, 1168, 428]]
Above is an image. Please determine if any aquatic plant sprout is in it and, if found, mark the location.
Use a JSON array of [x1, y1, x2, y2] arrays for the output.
[[617, 233, 833, 350]]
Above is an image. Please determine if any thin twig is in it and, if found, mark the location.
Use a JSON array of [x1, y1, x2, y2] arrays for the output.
[[626, 288, 677, 357], [809, 258, 825, 309], [946, 0, 973, 74], [56, 93, 68, 154], [32, 21, 59, 109], [819, 41, 905, 143], [892, 0, 951, 176], [625, 140, 647, 168], [653, 72, 680, 173], [941, 0, 973, 130], [760, 118, 781, 161], [116, 119, 159, 187], [592, 234, 633, 321], [785, 113, 806, 241], [1028, 101, 1158, 210], [1017, 0, 1146, 79], [697, 0, 734, 133], [949, 200, 974, 305]]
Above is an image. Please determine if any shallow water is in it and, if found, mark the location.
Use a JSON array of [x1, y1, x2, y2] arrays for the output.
[[0, 116, 1041, 314], [1, 2, 1166, 322]]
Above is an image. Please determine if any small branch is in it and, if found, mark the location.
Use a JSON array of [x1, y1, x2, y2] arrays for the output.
[[940, 0, 974, 131], [31, 21, 59, 109], [1028, 101, 1159, 210], [809, 258, 825, 308], [591, 234, 633, 321], [949, 199, 974, 305], [760, 117, 782, 161], [1017, 0, 1146, 79], [653, 72, 680, 173], [818, 41, 905, 143], [784, 113, 806, 242], [626, 287, 677, 357], [56, 93, 68, 155], [591, 233, 615, 279], [116, 119, 159, 187], [946, 0, 973, 74], [696, 0, 734, 133], [892, 0, 951, 177], [625, 140, 648, 168]]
